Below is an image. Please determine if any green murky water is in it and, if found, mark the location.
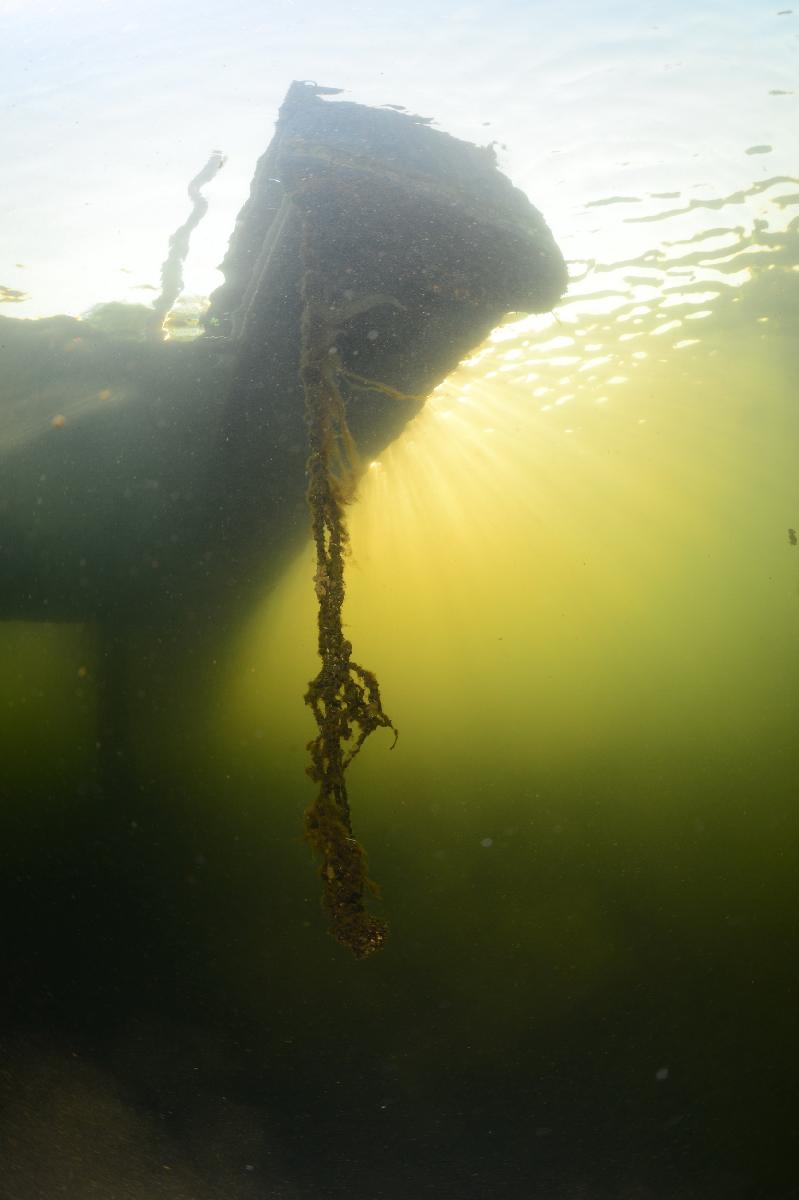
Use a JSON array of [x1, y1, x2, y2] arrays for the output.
[[1, 3, 797, 1196]]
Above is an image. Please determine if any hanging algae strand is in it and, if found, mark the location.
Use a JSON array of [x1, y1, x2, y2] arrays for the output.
[[298, 227, 398, 959], [150, 150, 226, 339]]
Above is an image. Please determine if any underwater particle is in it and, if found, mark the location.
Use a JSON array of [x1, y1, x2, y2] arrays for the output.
[[480, 837, 494, 848], [744, 144, 773, 155], [655, 1067, 669, 1081], [788, 528, 797, 546], [98, 388, 112, 401], [50, 414, 66, 429], [77, 665, 88, 680], [366, 329, 379, 341]]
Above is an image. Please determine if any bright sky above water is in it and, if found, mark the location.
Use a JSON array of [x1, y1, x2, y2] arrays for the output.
[[1, 0, 796, 320]]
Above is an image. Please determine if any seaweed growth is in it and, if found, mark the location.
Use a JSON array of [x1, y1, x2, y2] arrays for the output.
[[298, 219, 398, 960]]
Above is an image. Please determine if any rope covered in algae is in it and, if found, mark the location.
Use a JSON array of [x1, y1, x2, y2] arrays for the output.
[[298, 218, 398, 959]]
